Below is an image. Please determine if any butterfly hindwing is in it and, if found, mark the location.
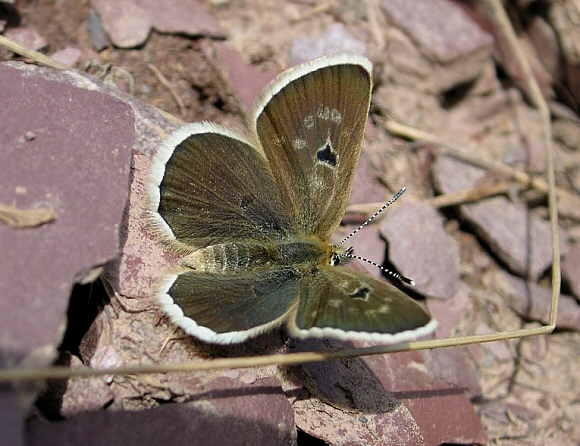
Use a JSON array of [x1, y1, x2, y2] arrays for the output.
[[253, 55, 372, 240], [288, 266, 436, 343], [157, 266, 301, 344], [149, 123, 293, 251]]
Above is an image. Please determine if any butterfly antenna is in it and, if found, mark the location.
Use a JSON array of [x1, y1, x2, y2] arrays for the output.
[[343, 250, 415, 286], [338, 187, 407, 247]]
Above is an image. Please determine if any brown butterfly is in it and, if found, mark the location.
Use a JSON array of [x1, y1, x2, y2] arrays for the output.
[[148, 54, 436, 344]]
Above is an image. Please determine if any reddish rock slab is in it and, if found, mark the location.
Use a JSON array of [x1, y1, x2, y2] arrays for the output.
[[91, 0, 224, 49], [50, 47, 83, 68], [549, 1, 580, 110], [36, 354, 116, 418], [289, 23, 366, 66], [380, 0, 493, 93], [381, 0, 492, 64], [0, 62, 133, 366], [562, 243, 580, 301], [427, 282, 470, 339], [288, 338, 487, 446], [0, 383, 25, 446], [0, 60, 133, 444], [495, 270, 580, 330], [102, 150, 175, 301], [369, 351, 487, 446], [526, 15, 562, 80], [3, 27, 47, 50], [137, 0, 225, 39], [380, 202, 461, 299], [91, 0, 152, 48], [420, 347, 482, 400], [212, 42, 278, 112], [432, 155, 568, 280], [27, 377, 296, 446], [473, 0, 554, 100], [87, 7, 110, 51]]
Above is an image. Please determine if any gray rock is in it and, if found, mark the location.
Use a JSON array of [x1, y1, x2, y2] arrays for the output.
[[87, 8, 110, 51]]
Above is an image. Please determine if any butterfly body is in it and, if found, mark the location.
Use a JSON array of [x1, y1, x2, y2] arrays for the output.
[[148, 55, 437, 344], [180, 237, 342, 274]]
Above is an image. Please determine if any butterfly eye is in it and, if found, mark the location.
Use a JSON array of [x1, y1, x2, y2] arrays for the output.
[[330, 253, 341, 266]]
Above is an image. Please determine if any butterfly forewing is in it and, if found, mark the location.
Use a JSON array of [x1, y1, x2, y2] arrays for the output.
[[149, 123, 293, 251], [253, 56, 372, 240]]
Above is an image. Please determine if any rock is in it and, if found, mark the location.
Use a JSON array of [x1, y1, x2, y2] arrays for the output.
[[495, 270, 580, 330], [549, 0, 580, 109], [212, 42, 277, 112], [432, 155, 568, 280], [137, 0, 226, 39], [427, 282, 470, 339], [87, 8, 110, 51], [50, 47, 82, 67], [3, 27, 46, 50], [380, 201, 461, 299], [380, 0, 493, 94], [91, 0, 152, 48], [27, 377, 295, 446], [562, 243, 580, 301], [289, 23, 366, 66], [286, 339, 487, 446], [0, 61, 132, 419]]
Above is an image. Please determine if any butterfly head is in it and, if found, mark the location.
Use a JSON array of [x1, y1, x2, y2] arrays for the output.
[[327, 245, 354, 267]]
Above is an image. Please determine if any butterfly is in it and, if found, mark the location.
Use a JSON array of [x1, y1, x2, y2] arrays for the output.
[[147, 54, 437, 344]]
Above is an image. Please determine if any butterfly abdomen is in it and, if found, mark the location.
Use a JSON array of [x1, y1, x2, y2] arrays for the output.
[[179, 238, 331, 274], [180, 243, 275, 272]]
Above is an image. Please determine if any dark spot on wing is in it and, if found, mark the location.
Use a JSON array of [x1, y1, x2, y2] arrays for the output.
[[317, 143, 337, 167], [240, 196, 251, 211], [349, 286, 370, 300]]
